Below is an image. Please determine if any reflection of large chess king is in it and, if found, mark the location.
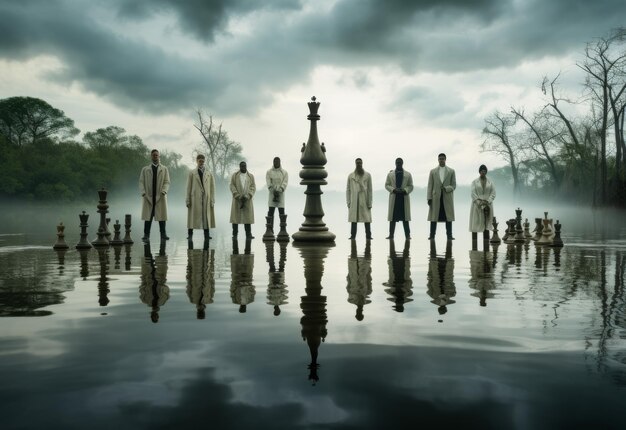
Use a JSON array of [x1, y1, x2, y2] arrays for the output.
[[230, 240, 255, 313], [468, 250, 496, 307], [186, 248, 216, 319], [383, 240, 413, 312], [139, 243, 170, 323], [346, 240, 372, 320], [426, 241, 455, 316]]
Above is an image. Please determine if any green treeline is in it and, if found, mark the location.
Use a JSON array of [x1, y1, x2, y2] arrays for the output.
[[482, 28, 626, 207], [0, 97, 188, 201]]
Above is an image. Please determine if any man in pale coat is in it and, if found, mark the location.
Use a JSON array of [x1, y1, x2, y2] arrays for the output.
[[427, 153, 456, 240], [346, 158, 373, 240], [266, 157, 288, 231], [385, 158, 413, 240], [230, 161, 256, 239], [139, 149, 171, 242], [186, 154, 216, 240]]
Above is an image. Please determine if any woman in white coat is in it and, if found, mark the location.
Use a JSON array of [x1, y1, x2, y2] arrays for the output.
[[186, 154, 216, 240], [469, 164, 496, 241]]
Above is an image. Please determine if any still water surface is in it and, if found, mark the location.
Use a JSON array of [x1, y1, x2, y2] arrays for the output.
[[1, 201, 625, 429]]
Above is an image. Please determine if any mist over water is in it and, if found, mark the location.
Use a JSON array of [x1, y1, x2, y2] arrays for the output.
[[1, 185, 626, 429]]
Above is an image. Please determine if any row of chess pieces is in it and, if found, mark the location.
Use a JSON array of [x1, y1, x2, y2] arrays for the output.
[[52, 189, 133, 250], [490, 208, 563, 247]]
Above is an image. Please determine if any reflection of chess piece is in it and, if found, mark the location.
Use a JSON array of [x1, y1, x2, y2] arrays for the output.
[[427, 241, 456, 320], [113, 244, 122, 270], [295, 243, 331, 385], [76, 211, 92, 249], [53, 222, 70, 250], [553, 247, 562, 269], [186, 247, 216, 319], [139, 243, 170, 323], [79, 249, 90, 280], [346, 240, 372, 321], [383, 240, 413, 312], [96, 247, 110, 307], [469, 250, 495, 307], [266, 241, 288, 316], [490, 216, 501, 244], [55, 249, 67, 276], [230, 239, 255, 313], [124, 244, 132, 271]]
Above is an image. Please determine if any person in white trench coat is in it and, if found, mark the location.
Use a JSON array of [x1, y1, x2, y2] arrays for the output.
[[186, 154, 216, 240], [139, 149, 171, 242], [346, 158, 373, 240], [266, 157, 288, 232], [230, 161, 256, 239], [469, 164, 496, 242]]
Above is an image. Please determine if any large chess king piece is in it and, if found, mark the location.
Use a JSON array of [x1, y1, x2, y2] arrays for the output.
[[292, 97, 336, 243]]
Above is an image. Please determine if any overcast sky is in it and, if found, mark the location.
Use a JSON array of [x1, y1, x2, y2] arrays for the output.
[[1, 0, 624, 190]]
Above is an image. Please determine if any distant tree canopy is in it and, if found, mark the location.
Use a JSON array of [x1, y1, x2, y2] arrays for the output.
[[482, 28, 626, 207], [0, 97, 187, 201]]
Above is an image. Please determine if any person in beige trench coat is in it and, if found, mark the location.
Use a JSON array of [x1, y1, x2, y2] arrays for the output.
[[469, 164, 496, 242], [186, 154, 216, 240], [427, 153, 456, 240], [385, 158, 414, 240], [139, 149, 171, 242], [230, 161, 256, 239], [266, 157, 289, 232], [346, 158, 373, 240]]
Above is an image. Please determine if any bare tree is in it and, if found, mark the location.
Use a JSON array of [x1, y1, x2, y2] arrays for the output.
[[578, 28, 626, 203], [193, 110, 243, 184], [482, 111, 523, 195]]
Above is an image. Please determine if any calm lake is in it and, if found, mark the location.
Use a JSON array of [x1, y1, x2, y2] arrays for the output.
[[1, 196, 625, 429]]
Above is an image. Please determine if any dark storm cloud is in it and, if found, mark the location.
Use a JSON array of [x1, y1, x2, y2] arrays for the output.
[[0, 0, 624, 116]]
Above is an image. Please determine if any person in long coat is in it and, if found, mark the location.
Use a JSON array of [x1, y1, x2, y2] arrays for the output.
[[139, 149, 171, 242], [469, 164, 496, 241], [385, 158, 413, 240], [229, 161, 256, 239], [346, 158, 373, 240], [186, 154, 216, 240], [266, 157, 288, 232], [427, 153, 456, 240]]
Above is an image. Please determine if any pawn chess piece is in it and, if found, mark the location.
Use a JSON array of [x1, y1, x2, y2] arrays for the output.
[[550, 220, 564, 247], [53, 222, 70, 250], [110, 220, 124, 245], [75, 211, 92, 250], [490, 216, 501, 244], [276, 214, 290, 243], [503, 219, 517, 244], [262, 216, 275, 242], [523, 218, 533, 239], [123, 214, 134, 244]]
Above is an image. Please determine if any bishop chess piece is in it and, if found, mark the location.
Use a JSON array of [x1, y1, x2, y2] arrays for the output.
[[53, 222, 70, 250], [503, 219, 517, 244]]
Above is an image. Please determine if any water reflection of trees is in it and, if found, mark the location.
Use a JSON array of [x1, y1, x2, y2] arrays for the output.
[[0, 247, 76, 317], [346, 240, 372, 321]]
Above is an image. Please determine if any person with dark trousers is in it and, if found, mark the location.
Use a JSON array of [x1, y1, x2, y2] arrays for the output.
[[229, 161, 256, 239], [346, 158, 373, 240], [385, 158, 413, 240], [139, 149, 170, 242]]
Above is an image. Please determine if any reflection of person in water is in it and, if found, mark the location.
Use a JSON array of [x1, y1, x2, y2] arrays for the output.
[[427, 241, 455, 318], [383, 239, 413, 312], [186, 245, 216, 319], [346, 240, 372, 321], [230, 239, 255, 313], [266, 241, 288, 316], [139, 242, 170, 323], [468, 250, 496, 307]]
